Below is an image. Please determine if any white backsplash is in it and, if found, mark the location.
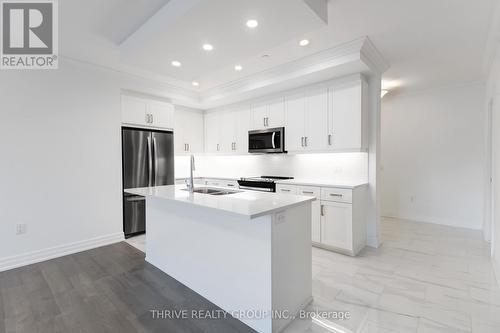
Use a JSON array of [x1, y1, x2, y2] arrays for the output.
[[175, 153, 368, 183]]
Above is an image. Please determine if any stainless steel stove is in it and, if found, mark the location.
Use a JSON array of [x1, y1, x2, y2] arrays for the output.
[[237, 176, 294, 192]]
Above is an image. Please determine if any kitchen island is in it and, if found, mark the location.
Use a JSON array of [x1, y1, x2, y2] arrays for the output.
[[125, 185, 314, 333]]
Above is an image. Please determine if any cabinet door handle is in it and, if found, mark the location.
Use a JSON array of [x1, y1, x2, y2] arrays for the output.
[[263, 117, 266, 127], [227, 184, 235, 187], [329, 193, 343, 197], [150, 114, 154, 124], [145, 114, 149, 124], [321, 205, 324, 216], [305, 137, 308, 147], [187, 143, 190, 151], [302, 191, 314, 194], [281, 189, 291, 192], [216, 144, 220, 151], [301, 137, 304, 147], [328, 134, 332, 145]]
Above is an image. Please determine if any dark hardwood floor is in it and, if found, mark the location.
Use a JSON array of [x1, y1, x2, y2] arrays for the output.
[[0, 242, 256, 333]]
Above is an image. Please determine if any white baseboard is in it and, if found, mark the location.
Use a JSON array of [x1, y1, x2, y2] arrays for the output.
[[366, 236, 381, 248], [382, 214, 482, 230], [494, 257, 500, 287], [0, 232, 124, 272]]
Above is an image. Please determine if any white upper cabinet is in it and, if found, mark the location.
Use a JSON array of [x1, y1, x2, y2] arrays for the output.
[[149, 100, 174, 129], [122, 95, 148, 126], [204, 112, 221, 153], [174, 109, 204, 155], [205, 108, 250, 154], [328, 80, 367, 151], [285, 88, 328, 152], [251, 102, 268, 129], [121, 95, 174, 130], [305, 87, 329, 151], [234, 107, 250, 154], [285, 92, 306, 152], [250, 98, 285, 130], [202, 76, 368, 155], [219, 111, 235, 153], [267, 98, 285, 128]]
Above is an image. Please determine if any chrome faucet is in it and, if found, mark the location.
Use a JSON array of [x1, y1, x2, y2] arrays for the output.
[[187, 154, 195, 192]]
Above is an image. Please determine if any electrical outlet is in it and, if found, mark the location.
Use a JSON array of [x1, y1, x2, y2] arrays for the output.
[[274, 212, 286, 225], [16, 223, 27, 235]]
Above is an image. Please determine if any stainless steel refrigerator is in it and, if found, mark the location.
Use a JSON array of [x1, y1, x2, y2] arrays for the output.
[[122, 127, 174, 238]]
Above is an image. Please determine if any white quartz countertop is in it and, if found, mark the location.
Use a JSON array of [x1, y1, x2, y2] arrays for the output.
[[125, 185, 314, 219], [274, 179, 368, 189], [175, 176, 368, 189]]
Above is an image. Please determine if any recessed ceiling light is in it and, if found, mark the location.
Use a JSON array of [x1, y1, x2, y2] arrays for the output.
[[171, 60, 181, 67], [192, 81, 199, 87], [299, 39, 310, 46], [246, 19, 258, 28], [234, 65, 243, 71], [202, 44, 213, 51]]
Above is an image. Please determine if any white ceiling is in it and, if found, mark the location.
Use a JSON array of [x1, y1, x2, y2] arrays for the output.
[[60, 0, 498, 95]]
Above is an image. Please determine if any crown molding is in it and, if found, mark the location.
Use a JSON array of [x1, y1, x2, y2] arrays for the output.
[[198, 36, 389, 108], [61, 37, 387, 109], [60, 56, 203, 107], [360, 37, 390, 76]]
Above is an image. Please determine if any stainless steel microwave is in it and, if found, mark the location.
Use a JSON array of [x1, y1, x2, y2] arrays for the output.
[[248, 127, 285, 154]]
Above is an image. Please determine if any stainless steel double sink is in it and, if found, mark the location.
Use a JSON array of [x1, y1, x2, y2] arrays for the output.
[[182, 187, 241, 196]]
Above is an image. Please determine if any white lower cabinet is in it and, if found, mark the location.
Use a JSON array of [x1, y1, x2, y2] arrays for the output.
[[296, 186, 321, 244], [311, 200, 321, 244], [276, 183, 366, 255], [320, 201, 352, 250]]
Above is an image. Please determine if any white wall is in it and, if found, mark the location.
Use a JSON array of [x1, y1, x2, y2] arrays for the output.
[[486, 31, 500, 282], [0, 59, 178, 271], [492, 87, 500, 281], [381, 83, 486, 230], [175, 153, 368, 184]]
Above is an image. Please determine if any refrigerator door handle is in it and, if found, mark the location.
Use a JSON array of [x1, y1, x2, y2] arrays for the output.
[[126, 196, 146, 202], [153, 136, 158, 186], [147, 135, 153, 187]]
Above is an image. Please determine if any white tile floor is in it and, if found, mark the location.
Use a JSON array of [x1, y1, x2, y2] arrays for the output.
[[126, 217, 500, 333], [125, 234, 146, 252]]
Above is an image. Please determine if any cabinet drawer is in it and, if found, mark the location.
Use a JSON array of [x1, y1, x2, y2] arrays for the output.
[[223, 180, 238, 188], [205, 179, 222, 187], [205, 179, 238, 188], [320, 187, 352, 203], [276, 184, 298, 194], [297, 186, 320, 199]]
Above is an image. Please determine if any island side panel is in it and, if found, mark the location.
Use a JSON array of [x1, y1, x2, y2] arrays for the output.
[[271, 203, 313, 333], [145, 197, 274, 333]]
